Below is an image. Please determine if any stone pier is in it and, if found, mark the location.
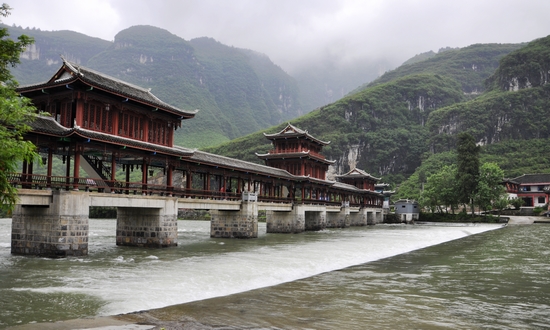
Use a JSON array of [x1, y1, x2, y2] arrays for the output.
[[11, 190, 90, 257], [116, 201, 178, 248], [326, 206, 350, 228], [305, 210, 326, 231], [12, 190, 180, 257], [349, 208, 368, 226], [210, 200, 258, 238], [266, 206, 305, 233]]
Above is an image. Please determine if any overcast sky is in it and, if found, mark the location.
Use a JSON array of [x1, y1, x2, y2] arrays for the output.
[[3, 0, 550, 73]]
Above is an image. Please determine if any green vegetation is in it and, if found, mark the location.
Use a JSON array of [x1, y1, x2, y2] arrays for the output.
[[0, 5, 38, 212], [456, 133, 480, 214], [358, 43, 524, 95]]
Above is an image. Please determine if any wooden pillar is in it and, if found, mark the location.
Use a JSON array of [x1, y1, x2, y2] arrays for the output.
[[167, 165, 173, 195], [74, 93, 84, 127], [168, 124, 174, 147], [125, 163, 130, 194], [111, 153, 116, 183], [73, 146, 81, 191], [142, 119, 149, 142], [65, 148, 71, 190], [112, 108, 120, 137], [46, 148, 53, 188], [142, 159, 148, 195], [186, 170, 192, 190]]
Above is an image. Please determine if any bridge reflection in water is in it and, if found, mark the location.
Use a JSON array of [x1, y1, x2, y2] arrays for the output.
[[9, 58, 384, 257]]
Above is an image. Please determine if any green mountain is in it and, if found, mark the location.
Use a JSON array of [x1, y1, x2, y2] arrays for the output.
[[353, 43, 523, 96], [5, 25, 111, 83], [6, 24, 304, 148], [207, 37, 550, 188]]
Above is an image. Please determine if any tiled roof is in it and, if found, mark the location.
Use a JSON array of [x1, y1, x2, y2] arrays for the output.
[[335, 168, 381, 181], [188, 150, 294, 179], [28, 115, 73, 136], [17, 57, 198, 118], [186, 150, 380, 195], [509, 173, 550, 184], [263, 123, 330, 145], [255, 151, 336, 165]]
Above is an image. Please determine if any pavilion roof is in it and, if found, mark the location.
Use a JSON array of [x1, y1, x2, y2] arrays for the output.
[[507, 173, 550, 185], [255, 150, 336, 165], [263, 123, 330, 146], [17, 57, 198, 119], [335, 168, 381, 181]]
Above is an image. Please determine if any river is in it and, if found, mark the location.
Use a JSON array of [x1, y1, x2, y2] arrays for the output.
[[0, 219, 548, 329]]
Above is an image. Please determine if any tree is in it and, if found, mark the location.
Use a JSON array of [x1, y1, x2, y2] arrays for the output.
[[456, 132, 480, 215], [474, 162, 506, 214], [0, 4, 37, 212], [421, 165, 459, 214]]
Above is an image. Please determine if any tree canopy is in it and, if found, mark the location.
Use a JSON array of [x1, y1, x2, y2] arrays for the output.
[[456, 132, 480, 214], [0, 4, 38, 212]]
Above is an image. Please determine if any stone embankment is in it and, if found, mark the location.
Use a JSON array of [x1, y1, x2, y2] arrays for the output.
[[506, 216, 550, 224]]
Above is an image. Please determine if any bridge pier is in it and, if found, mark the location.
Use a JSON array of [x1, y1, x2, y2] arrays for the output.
[[349, 208, 368, 226], [210, 201, 258, 238], [305, 210, 326, 231], [266, 207, 305, 233], [11, 190, 90, 257], [326, 207, 350, 228], [116, 200, 178, 248], [348, 208, 384, 226]]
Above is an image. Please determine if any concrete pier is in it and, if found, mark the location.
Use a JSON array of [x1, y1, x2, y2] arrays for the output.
[[116, 204, 178, 248], [305, 210, 326, 231], [326, 206, 350, 228], [210, 200, 258, 238], [266, 207, 306, 233], [11, 190, 89, 257]]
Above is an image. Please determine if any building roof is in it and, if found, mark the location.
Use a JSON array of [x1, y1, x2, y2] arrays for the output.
[[17, 57, 198, 119], [335, 168, 381, 181], [395, 199, 418, 204], [187, 149, 295, 180], [181, 149, 379, 195], [508, 173, 550, 185], [263, 123, 330, 146], [255, 150, 336, 165]]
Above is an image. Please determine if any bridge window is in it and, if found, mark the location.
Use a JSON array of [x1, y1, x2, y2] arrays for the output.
[[119, 112, 143, 140], [83, 103, 112, 133], [148, 120, 170, 146]]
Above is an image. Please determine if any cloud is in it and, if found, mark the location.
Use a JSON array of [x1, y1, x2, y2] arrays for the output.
[[3, 0, 550, 73]]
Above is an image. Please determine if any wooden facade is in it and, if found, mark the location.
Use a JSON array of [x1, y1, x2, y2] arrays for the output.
[[256, 123, 335, 180]]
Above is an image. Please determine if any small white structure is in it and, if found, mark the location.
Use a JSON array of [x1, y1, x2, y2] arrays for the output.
[[394, 199, 419, 223]]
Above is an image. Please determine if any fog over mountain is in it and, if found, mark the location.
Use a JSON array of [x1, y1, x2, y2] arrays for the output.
[[6, 0, 549, 75]]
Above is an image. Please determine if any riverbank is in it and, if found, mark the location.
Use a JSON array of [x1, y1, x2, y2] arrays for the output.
[[507, 215, 550, 224]]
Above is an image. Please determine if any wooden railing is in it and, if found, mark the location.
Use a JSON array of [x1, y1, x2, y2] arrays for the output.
[[8, 173, 381, 208]]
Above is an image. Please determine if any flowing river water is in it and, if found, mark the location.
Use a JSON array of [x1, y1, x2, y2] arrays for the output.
[[0, 218, 549, 329]]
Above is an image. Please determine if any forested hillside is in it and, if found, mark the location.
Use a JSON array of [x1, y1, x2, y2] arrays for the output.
[[6, 25, 111, 83], [207, 36, 550, 189], [5, 24, 304, 148], [354, 43, 523, 95]]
